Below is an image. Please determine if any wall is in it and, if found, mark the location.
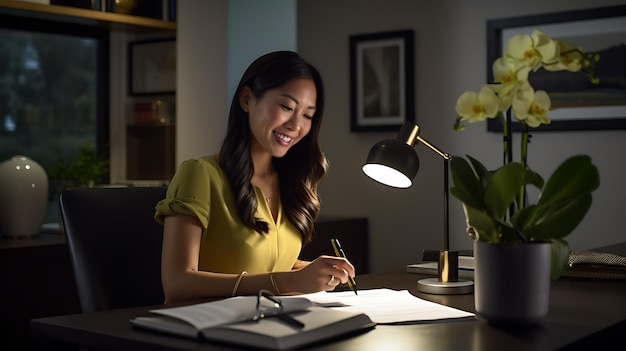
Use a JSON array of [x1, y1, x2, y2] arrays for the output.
[[297, 0, 626, 272], [227, 0, 297, 106], [176, 0, 228, 162], [175, 0, 297, 164]]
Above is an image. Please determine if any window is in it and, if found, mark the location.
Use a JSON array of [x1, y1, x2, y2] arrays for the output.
[[0, 15, 109, 222]]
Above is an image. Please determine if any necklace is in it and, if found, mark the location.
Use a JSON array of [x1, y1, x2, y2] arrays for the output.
[[255, 171, 276, 204]]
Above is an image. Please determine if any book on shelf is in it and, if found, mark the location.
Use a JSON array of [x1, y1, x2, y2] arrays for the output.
[[130, 292, 375, 350]]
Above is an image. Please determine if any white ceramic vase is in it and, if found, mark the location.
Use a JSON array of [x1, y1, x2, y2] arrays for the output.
[[0, 156, 49, 238]]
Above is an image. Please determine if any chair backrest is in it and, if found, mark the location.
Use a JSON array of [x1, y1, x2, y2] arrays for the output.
[[59, 186, 166, 312]]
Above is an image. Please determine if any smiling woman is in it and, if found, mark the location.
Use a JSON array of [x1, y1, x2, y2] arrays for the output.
[[0, 15, 109, 223], [155, 51, 359, 304]]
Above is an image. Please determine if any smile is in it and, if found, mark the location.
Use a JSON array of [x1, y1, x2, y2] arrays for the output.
[[274, 131, 293, 145]]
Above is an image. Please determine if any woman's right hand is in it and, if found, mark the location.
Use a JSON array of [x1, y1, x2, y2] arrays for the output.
[[281, 255, 356, 294]]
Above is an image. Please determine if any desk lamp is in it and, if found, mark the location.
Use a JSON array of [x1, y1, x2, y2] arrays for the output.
[[362, 122, 473, 294]]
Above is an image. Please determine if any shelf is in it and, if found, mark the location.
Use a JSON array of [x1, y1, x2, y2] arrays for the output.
[[0, 0, 176, 32], [127, 122, 175, 128], [126, 123, 175, 181]]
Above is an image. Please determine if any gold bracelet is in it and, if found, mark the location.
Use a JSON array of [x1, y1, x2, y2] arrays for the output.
[[231, 271, 247, 296], [269, 272, 281, 295]]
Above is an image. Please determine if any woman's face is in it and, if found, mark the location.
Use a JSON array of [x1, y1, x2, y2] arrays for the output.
[[242, 78, 317, 158]]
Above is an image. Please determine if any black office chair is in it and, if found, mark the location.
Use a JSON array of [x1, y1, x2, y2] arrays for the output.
[[59, 186, 166, 313]]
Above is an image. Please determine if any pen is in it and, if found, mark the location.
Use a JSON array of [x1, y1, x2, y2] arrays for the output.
[[330, 238, 358, 295], [274, 313, 305, 329]]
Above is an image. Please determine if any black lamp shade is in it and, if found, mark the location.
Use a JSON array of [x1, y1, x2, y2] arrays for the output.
[[362, 138, 419, 188]]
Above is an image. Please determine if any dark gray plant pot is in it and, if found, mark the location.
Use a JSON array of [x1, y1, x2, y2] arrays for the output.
[[474, 240, 552, 325]]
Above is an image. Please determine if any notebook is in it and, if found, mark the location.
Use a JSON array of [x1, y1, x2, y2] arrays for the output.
[[130, 294, 375, 350]]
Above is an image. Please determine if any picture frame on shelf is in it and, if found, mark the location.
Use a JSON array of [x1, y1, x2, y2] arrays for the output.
[[349, 30, 415, 132], [487, 5, 626, 132], [128, 39, 176, 96]]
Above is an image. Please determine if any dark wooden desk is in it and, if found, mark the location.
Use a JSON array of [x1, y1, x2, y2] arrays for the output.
[[30, 271, 626, 351]]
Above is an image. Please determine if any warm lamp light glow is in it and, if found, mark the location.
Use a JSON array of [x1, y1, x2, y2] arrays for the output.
[[362, 164, 412, 188]]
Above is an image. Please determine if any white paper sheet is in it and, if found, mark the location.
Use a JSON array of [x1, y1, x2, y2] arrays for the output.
[[288, 288, 475, 324]]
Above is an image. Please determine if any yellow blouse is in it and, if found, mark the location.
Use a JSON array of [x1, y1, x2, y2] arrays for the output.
[[155, 156, 303, 274]]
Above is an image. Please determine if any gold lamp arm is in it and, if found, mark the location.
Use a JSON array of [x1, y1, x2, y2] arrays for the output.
[[399, 122, 451, 160], [416, 136, 452, 161]]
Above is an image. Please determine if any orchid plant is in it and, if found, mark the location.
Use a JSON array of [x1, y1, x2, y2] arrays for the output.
[[449, 29, 601, 278]]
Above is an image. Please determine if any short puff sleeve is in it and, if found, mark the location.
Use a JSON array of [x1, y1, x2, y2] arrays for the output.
[[155, 158, 215, 229]]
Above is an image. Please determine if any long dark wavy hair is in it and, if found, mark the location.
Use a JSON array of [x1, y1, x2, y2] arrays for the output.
[[219, 51, 327, 244]]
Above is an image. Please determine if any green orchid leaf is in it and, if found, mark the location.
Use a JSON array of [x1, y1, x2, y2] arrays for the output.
[[525, 194, 593, 240], [450, 187, 476, 209], [484, 162, 525, 219], [539, 155, 599, 207], [466, 155, 490, 188], [450, 156, 484, 209], [550, 239, 570, 280], [462, 204, 499, 242], [510, 204, 536, 234], [523, 168, 544, 189], [452, 154, 598, 245]]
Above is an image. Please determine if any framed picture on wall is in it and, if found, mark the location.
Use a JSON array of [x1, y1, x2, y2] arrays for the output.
[[350, 30, 415, 132], [487, 5, 626, 132], [129, 39, 176, 95]]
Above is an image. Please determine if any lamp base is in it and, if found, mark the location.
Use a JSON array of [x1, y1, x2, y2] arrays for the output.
[[417, 278, 474, 295]]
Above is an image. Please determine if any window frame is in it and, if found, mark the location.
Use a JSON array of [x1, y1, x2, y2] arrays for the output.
[[0, 13, 110, 177]]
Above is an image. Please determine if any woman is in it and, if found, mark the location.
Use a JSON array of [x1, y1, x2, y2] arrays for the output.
[[156, 51, 356, 303]]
